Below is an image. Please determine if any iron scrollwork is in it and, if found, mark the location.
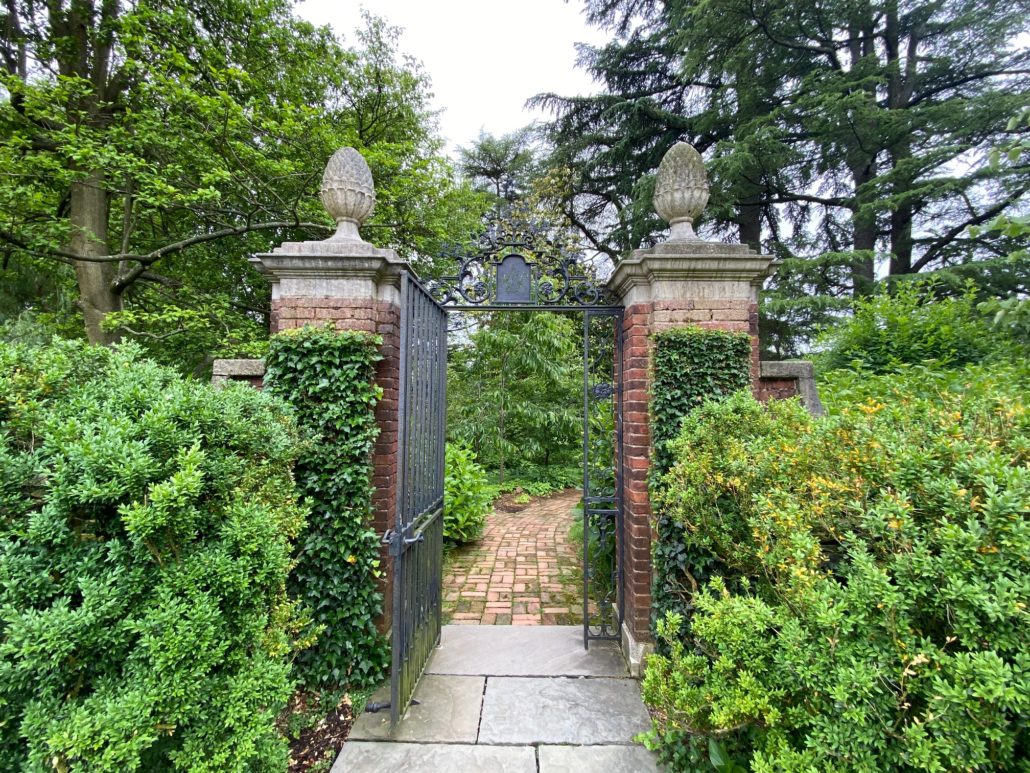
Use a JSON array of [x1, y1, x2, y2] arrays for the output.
[[428, 224, 620, 309]]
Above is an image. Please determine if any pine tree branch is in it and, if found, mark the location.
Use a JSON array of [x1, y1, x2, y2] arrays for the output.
[[910, 186, 1029, 272]]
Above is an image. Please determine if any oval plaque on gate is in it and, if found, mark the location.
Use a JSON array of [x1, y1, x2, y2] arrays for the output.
[[495, 254, 532, 303]]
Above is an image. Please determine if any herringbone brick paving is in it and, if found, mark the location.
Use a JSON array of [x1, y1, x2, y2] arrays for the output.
[[443, 489, 586, 626]]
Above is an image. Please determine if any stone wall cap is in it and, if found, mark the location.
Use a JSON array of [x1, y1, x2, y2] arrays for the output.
[[607, 247, 779, 297], [250, 247, 416, 283], [212, 358, 266, 377], [631, 240, 758, 258], [256, 240, 399, 259], [761, 360, 815, 379]]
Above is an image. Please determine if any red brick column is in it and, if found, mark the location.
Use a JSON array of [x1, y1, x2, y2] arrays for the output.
[[251, 243, 412, 631], [620, 302, 654, 649], [608, 242, 777, 674]]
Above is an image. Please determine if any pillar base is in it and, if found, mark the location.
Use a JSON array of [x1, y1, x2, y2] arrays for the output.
[[622, 620, 654, 678]]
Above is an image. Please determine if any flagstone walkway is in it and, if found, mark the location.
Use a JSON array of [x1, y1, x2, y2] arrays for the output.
[[334, 626, 661, 772], [443, 489, 585, 625]]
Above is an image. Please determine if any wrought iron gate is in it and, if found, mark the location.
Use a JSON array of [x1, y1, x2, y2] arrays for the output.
[[388, 273, 447, 727], [427, 227, 625, 649]]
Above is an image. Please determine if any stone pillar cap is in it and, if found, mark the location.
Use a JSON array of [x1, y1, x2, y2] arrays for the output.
[[653, 142, 709, 242], [321, 147, 376, 243]]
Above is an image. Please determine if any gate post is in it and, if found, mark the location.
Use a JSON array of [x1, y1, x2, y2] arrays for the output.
[[250, 147, 409, 628], [606, 143, 777, 675]]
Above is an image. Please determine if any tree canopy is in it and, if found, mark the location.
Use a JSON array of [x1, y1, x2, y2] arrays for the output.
[[536, 0, 1030, 353], [0, 3, 485, 368]]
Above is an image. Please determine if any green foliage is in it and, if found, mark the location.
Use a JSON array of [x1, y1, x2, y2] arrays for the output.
[[490, 464, 582, 497], [649, 327, 753, 635], [457, 128, 540, 204], [817, 280, 1011, 374], [264, 326, 388, 689], [651, 327, 752, 475], [448, 312, 582, 481], [0, 5, 486, 357], [642, 360, 1030, 771], [443, 445, 492, 544], [0, 339, 306, 771], [539, 0, 1030, 354]]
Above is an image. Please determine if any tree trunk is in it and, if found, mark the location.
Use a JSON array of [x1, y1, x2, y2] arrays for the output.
[[850, 159, 878, 297], [69, 171, 120, 344], [843, 8, 880, 297], [738, 200, 762, 252]]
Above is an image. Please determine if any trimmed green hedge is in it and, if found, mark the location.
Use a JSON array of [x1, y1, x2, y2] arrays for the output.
[[265, 326, 389, 689], [643, 363, 1030, 770], [650, 326, 752, 632], [0, 340, 306, 771]]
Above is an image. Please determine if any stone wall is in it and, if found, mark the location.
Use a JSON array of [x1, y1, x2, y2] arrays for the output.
[[211, 358, 265, 389], [757, 360, 825, 415]]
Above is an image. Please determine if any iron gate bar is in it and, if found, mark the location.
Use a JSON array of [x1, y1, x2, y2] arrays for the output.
[[581, 308, 624, 648]]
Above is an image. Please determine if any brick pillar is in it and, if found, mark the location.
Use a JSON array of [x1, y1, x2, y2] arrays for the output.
[[251, 244, 410, 630], [250, 147, 411, 630], [606, 142, 778, 674]]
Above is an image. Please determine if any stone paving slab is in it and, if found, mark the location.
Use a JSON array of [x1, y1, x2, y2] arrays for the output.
[[332, 742, 536, 773], [348, 674, 485, 743], [539, 744, 661, 772], [427, 624, 628, 677], [478, 677, 652, 745]]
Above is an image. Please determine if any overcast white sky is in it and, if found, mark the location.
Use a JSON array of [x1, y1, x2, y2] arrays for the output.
[[296, 0, 608, 156]]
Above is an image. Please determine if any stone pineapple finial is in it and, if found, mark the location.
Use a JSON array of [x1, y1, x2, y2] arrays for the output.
[[320, 147, 376, 242], [653, 141, 709, 241]]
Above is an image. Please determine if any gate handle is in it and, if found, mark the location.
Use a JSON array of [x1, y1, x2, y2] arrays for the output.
[[404, 534, 425, 545]]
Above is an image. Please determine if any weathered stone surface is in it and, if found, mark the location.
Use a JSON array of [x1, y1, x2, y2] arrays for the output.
[[320, 147, 375, 242], [210, 358, 265, 386], [653, 141, 709, 241], [348, 675, 485, 743], [426, 625, 628, 677], [760, 360, 825, 416], [538, 745, 661, 772], [332, 742, 536, 773], [478, 677, 651, 745]]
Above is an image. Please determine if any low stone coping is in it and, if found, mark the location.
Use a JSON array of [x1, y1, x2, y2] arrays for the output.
[[760, 360, 825, 416], [211, 358, 266, 385]]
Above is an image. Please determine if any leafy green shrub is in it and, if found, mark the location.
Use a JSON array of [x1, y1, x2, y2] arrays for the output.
[[642, 361, 1030, 771], [264, 326, 388, 689], [0, 339, 306, 771], [817, 280, 1003, 373], [444, 444, 491, 543], [490, 464, 582, 499], [650, 327, 752, 632]]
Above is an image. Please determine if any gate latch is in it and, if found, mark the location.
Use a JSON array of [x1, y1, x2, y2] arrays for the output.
[[382, 527, 424, 557]]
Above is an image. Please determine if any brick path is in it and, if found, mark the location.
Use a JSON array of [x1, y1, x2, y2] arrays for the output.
[[443, 490, 585, 626]]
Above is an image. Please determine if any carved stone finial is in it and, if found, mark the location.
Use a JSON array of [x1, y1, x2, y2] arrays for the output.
[[653, 142, 709, 241], [320, 147, 376, 242]]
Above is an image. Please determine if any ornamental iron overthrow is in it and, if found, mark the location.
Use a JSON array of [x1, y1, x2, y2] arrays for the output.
[[427, 221, 620, 310]]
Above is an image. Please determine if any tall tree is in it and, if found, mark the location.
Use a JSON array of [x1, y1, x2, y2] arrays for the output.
[[537, 0, 1030, 353], [457, 128, 539, 204], [448, 311, 582, 482], [0, 5, 484, 357]]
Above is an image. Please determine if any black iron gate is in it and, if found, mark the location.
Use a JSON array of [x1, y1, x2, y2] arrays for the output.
[[428, 230, 625, 649], [387, 272, 447, 727]]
